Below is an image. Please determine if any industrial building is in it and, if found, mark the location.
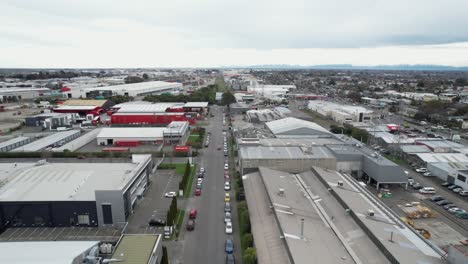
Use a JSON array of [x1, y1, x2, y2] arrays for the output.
[[243, 166, 446, 264], [25, 112, 74, 129], [97, 121, 189, 146], [52, 128, 102, 152], [247, 84, 296, 100], [0, 241, 100, 264], [265, 117, 332, 137], [0, 87, 50, 101], [0, 154, 152, 230], [80, 81, 182, 98], [308, 100, 375, 123], [11, 130, 81, 152], [53, 100, 110, 116], [246, 109, 284, 123], [0, 136, 31, 152]]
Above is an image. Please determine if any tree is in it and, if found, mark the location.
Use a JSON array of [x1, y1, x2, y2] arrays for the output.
[[417, 81, 425, 87], [111, 95, 133, 104], [142, 73, 149, 80], [243, 247, 257, 264], [242, 233, 254, 248], [161, 246, 169, 264], [347, 91, 361, 103], [221, 91, 236, 106], [125, 76, 144, 84]]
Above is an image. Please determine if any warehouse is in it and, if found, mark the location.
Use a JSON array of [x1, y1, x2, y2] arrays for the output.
[[25, 112, 74, 129], [0, 136, 31, 152], [11, 130, 81, 152], [308, 100, 375, 123], [0, 154, 152, 231], [97, 127, 166, 146], [265, 117, 331, 137], [0, 87, 50, 101], [163, 121, 189, 144], [239, 145, 336, 174], [111, 112, 196, 126], [415, 139, 464, 153], [81, 81, 182, 98]]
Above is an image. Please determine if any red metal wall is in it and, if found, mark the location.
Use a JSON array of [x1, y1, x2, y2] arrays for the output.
[[111, 113, 196, 125]]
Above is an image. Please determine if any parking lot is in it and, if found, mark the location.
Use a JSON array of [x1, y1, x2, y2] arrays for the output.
[[77, 139, 163, 152], [0, 226, 122, 242], [125, 167, 182, 234]]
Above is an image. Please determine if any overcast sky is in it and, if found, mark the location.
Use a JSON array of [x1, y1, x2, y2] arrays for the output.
[[1, 0, 468, 68]]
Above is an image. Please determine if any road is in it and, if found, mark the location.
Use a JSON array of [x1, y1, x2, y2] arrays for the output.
[[182, 105, 241, 264]]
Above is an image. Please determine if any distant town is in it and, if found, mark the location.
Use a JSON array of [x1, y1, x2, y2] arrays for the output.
[[0, 68, 468, 264]]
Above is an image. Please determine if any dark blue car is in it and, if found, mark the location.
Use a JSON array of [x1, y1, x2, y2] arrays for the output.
[[225, 239, 234, 254]]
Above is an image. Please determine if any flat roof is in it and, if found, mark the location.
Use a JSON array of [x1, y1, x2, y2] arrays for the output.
[[415, 153, 468, 163], [0, 155, 150, 201], [266, 117, 330, 135], [11, 130, 80, 152], [53, 128, 102, 152], [83, 81, 181, 92], [183, 102, 208, 108], [0, 136, 30, 149], [111, 234, 160, 264], [314, 167, 444, 263], [61, 99, 107, 107], [97, 127, 165, 139], [240, 146, 334, 160], [400, 145, 432, 154], [0, 241, 98, 264], [117, 103, 183, 113], [257, 167, 354, 264], [54, 105, 98, 110], [259, 137, 343, 147], [416, 140, 464, 149]]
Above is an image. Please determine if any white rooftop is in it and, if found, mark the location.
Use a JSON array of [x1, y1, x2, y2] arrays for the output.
[[97, 127, 166, 139], [0, 136, 30, 149], [416, 153, 468, 163], [83, 81, 181, 92], [0, 156, 150, 201], [266, 117, 331, 136], [54, 105, 98, 110], [0, 241, 98, 264], [11, 130, 81, 152], [184, 102, 209, 108], [117, 103, 183, 113]]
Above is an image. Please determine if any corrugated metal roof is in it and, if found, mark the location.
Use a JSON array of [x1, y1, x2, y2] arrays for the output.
[[266, 117, 330, 135], [61, 99, 107, 107], [83, 81, 181, 92], [400, 145, 432, 154], [117, 103, 183, 113], [184, 102, 209, 108], [416, 153, 468, 163], [11, 130, 80, 152], [0, 136, 30, 149]]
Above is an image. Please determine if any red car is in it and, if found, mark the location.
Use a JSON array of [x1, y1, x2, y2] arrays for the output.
[[195, 189, 202, 196], [217, 145, 222, 150], [189, 209, 197, 219]]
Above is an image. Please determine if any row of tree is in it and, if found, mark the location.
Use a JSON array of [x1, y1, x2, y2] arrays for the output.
[[166, 197, 178, 227], [330, 124, 370, 143], [238, 201, 257, 264], [144, 85, 218, 104], [178, 161, 192, 193]]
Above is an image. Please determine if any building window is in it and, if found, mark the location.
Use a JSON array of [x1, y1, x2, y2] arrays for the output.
[[102, 204, 113, 224], [457, 174, 467, 183], [78, 214, 90, 225], [34, 216, 45, 225]]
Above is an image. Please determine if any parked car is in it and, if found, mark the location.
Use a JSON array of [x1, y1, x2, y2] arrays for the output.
[[408, 179, 415, 186], [453, 188, 463, 193], [186, 219, 195, 231], [448, 208, 466, 214], [423, 172, 432, 177], [197, 178, 203, 184], [225, 239, 234, 253], [224, 193, 231, 202], [226, 253, 235, 264], [412, 183, 423, 190], [224, 164, 229, 170], [430, 195, 444, 202], [443, 204, 457, 210], [225, 221, 233, 234], [436, 200, 451, 206], [459, 190, 468, 196], [419, 187, 436, 194], [189, 209, 197, 219], [199, 167, 205, 173], [164, 191, 176, 198], [441, 182, 450, 187], [448, 185, 459, 190], [455, 212, 468, 219], [224, 212, 232, 223], [148, 218, 166, 226], [416, 168, 428, 173], [224, 182, 231, 191], [224, 202, 231, 212], [195, 188, 202, 196]]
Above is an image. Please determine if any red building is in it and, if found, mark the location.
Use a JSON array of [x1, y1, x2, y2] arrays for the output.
[[111, 113, 196, 125]]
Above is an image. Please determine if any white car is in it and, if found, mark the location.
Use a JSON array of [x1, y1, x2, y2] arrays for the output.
[[224, 182, 231, 191], [197, 178, 203, 184], [423, 172, 432, 177], [224, 164, 229, 170], [199, 167, 205, 173], [416, 168, 428, 173], [225, 221, 233, 234], [164, 191, 176, 198]]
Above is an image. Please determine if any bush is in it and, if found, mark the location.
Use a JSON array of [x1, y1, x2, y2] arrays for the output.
[[242, 233, 253, 248], [158, 164, 177, 169], [242, 247, 257, 264]]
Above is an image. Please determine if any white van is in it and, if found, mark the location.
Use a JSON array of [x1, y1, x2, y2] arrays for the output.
[[419, 187, 436, 194]]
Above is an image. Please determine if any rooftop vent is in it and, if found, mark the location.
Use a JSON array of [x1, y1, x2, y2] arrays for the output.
[[35, 159, 47, 166], [367, 209, 375, 217], [337, 181, 344, 187]]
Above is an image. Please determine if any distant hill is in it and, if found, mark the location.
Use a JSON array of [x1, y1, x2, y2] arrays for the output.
[[223, 64, 468, 71]]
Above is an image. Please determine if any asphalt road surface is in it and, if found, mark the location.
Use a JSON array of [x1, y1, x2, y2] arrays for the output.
[[182, 106, 241, 264]]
